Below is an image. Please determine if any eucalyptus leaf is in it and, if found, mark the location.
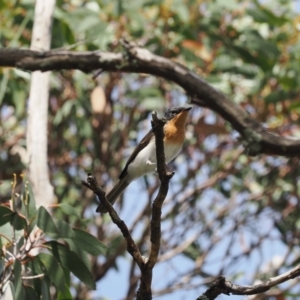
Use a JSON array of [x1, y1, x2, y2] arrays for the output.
[[14, 259, 25, 300], [37, 206, 58, 236], [0, 206, 14, 226], [56, 203, 82, 219], [37, 253, 67, 292], [44, 241, 96, 289], [68, 228, 107, 256], [65, 239, 91, 269], [11, 212, 27, 231], [41, 281, 50, 300], [26, 183, 37, 221], [54, 219, 75, 238], [24, 285, 39, 300]]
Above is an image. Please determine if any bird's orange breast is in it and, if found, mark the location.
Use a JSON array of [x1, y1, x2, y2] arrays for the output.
[[163, 111, 188, 144], [164, 122, 185, 144]]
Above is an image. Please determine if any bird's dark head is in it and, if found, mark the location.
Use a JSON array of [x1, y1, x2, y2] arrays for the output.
[[165, 106, 192, 120]]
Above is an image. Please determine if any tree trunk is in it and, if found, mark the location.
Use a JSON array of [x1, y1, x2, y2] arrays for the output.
[[26, 0, 56, 208]]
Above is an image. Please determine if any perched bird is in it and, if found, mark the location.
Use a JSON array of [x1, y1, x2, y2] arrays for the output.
[[96, 106, 192, 213]]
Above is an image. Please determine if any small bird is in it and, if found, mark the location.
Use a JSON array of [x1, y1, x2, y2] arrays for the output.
[[96, 106, 192, 213]]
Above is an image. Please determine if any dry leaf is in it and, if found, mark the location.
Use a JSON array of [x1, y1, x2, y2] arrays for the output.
[[90, 86, 106, 114]]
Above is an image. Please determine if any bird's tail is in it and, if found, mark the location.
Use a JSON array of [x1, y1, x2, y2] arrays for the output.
[[96, 176, 130, 213]]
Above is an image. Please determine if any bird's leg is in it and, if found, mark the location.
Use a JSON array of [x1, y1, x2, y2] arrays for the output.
[[146, 160, 156, 165]]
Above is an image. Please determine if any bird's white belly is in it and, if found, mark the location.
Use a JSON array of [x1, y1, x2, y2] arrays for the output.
[[127, 139, 182, 181]]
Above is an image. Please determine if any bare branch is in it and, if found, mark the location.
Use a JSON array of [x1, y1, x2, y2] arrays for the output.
[[147, 111, 174, 268], [81, 174, 145, 269], [136, 111, 174, 300], [1, 42, 300, 157], [22, 273, 44, 280], [198, 264, 300, 300], [159, 233, 199, 262]]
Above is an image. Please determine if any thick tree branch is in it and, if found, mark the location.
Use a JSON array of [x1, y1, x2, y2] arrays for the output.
[[1, 42, 300, 157], [26, 0, 55, 208], [198, 264, 300, 300], [81, 174, 144, 269]]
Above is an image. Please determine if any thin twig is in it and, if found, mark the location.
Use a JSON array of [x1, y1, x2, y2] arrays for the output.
[[198, 264, 300, 300], [81, 174, 144, 269], [22, 273, 44, 279]]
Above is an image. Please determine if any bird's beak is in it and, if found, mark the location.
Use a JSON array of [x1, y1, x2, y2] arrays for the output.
[[183, 106, 192, 111]]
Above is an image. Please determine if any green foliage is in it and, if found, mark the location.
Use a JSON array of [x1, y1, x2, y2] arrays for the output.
[[0, 176, 107, 298], [45, 241, 95, 289], [2, 0, 300, 298], [68, 228, 107, 256], [37, 206, 59, 236]]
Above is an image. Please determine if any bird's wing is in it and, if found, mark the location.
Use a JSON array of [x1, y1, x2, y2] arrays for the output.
[[119, 129, 154, 179]]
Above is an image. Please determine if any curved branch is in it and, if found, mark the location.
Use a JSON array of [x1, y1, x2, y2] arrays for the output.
[[1, 42, 300, 157], [198, 264, 300, 300]]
